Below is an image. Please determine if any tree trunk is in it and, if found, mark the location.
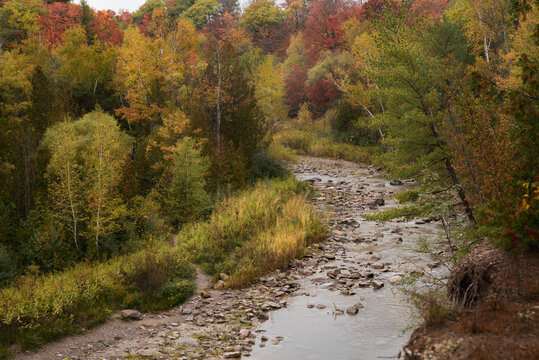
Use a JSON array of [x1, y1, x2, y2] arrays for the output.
[[216, 48, 221, 150], [95, 126, 103, 255], [66, 153, 79, 251], [444, 157, 476, 224], [430, 122, 476, 224]]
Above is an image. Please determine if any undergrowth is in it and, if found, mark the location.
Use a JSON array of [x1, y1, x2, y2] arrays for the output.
[[179, 176, 327, 288], [0, 242, 194, 356], [273, 128, 375, 164]]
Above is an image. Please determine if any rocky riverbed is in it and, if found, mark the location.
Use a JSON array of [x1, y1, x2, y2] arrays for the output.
[[16, 157, 450, 360]]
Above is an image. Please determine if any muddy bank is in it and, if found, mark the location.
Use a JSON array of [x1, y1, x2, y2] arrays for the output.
[[403, 241, 539, 360], [16, 157, 450, 360]]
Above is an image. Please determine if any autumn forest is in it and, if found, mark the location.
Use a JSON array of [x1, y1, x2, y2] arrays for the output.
[[0, 0, 537, 358]]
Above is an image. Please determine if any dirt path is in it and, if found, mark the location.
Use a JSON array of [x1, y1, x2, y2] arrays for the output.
[[16, 157, 449, 360]]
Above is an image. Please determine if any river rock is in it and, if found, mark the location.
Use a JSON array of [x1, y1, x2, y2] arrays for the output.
[[120, 309, 142, 320], [239, 329, 250, 338], [372, 262, 384, 269], [200, 291, 211, 298], [316, 304, 327, 309], [375, 198, 385, 206], [390, 180, 403, 186], [372, 280, 384, 289], [389, 275, 403, 284], [181, 307, 193, 315], [224, 351, 241, 358], [262, 302, 281, 311], [346, 306, 358, 315]]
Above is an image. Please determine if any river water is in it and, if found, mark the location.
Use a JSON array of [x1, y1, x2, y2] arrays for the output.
[[250, 157, 449, 360]]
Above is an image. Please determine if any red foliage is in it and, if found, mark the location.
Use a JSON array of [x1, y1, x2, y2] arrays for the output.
[[39, 2, 82, 47], [306, 77, 339, 116], [410, 0, 451, 20], [138, 12, 154, 36], [285, 63, 308, 117], [90, 10, 123, 45], [118, 9, 133, 25], [303, 0, 359, 62]]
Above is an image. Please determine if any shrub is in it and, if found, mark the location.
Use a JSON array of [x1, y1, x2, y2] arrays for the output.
[[249, 151, 288, 180], [267, 142, 298, 163], [409, 289, 457, 326]]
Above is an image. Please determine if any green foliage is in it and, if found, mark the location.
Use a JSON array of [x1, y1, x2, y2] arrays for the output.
[[165, 138, 210, 229], [182, 0, 219, 29], [42, 109, 133, 258], [0, 244, 15, 287], [240, 0, 286, 34], [0, 241, 194, 351], [249, 151, 288, 180], [178, 177, 326, 287]]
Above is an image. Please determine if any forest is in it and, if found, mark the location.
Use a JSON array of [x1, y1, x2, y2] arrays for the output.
[[0, 0, 537, 358]]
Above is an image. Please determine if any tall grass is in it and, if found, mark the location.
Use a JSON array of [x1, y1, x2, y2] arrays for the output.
[[0, 243, 194, 355], [179, 177, 327, 288], [273, 128, 375, 164]]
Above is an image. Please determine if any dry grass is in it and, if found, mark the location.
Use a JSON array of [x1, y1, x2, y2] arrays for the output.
[[273, 128, 375, 164], [179, 177, 327, 288]]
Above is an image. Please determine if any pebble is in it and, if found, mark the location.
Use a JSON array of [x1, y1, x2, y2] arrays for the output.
[[223, 351, 241, 358], [346, 306, 358, 315]]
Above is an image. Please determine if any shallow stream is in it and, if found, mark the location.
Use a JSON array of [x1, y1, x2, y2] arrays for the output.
[[251, 158, 449, 360]]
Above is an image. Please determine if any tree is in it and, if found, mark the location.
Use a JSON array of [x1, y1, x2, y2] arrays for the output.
[[254, 56, 287, 126], [183, 0, 220, 29], [0, 0, 43, 61], [240, 0, 287, 53], [43, 110, 132, 256], [38, 2, 82, 47], [303, 0, 357, 62], [56, 27, 118, 115], [447, 0, 514, 62], [192, 40, 267, 188], [283, 33, 308, 117], [89, 10, 124, 46], [411, 0, 451, 20], [42, 118, 83, 252], [165, 137, 210, 228], [370, 8, 477, 222], [78, 110, 132, 255]]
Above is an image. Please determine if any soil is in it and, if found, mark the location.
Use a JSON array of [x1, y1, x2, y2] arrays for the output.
[[403, 241, 539, 360]]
